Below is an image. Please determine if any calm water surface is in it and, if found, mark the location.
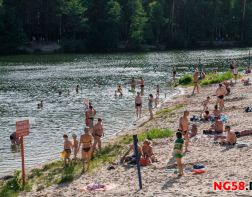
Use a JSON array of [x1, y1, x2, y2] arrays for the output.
[[0, 48, 251, 177]]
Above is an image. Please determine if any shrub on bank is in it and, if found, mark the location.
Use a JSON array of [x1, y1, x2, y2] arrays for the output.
[[178, 74, 193, 85], [200, 71, 233, 85]]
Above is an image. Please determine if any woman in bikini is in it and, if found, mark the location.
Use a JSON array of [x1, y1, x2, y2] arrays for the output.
[[79, 127, 93, 173]]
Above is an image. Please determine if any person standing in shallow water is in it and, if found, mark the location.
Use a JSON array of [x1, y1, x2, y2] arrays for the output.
[[87, 105, 96, 128], [92, 118, 104, 152], [131, 77, 136, 90], [76, 85, 80, 94], [172, 66, 177, 82], [135, 92, 142, 118]]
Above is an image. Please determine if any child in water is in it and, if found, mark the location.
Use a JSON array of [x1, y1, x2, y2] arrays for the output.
[[72, 134, 79, 160], [63, 134, 72, 166]]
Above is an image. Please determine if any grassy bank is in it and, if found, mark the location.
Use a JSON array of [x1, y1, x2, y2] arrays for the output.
[[0, 128, 174, 197], [178, 71, 234, 86]]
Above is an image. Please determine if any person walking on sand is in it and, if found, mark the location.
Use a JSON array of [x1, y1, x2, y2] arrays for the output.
[[135, 92, 142, 118], [79, 127, 93, 173], [178, 110, 190, 152], [92, 118, 104, 152], [192, 69, 200, 95], [174, 132, 184, 176], [148, 94, 155, 120], [215, 83, 227, 112]]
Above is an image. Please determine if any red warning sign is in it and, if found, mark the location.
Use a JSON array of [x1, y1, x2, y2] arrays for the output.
[[16, 120, 30, 138]]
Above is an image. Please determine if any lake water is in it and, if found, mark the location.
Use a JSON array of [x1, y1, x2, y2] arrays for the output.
[[0, 48, 251, 177]]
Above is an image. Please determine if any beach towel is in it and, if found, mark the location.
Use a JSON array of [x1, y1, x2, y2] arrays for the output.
[[80, 183, 117, 192], [245, 107, 252, 113], [235, 130, 252, 138], [192, 169, 206, 174], [236, 142, 250, 148]]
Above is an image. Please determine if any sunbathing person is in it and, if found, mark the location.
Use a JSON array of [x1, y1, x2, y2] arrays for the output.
[[189, 124, 198, 138], [141, 140, 156, 163], [243, 78, 251, 86], [120, 143, 143, 165], [202, 110, 210, 121], [209, 117, 224, 134], [220, 126, 237, 145]]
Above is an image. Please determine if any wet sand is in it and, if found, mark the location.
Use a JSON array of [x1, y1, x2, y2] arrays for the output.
[[20, 74, 252, 197]]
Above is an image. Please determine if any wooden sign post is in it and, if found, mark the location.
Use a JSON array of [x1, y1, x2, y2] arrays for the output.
[[16, 120, 30, 186]]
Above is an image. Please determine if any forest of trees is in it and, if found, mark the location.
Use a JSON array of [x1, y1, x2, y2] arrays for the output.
[[0, 0, 252, 54]]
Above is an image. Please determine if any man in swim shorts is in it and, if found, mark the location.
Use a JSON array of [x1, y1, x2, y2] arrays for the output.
[[178, 110, 190, 152], [93, 118, 104, 152], [79, 127, 93, 173], [209, 117, 224, 133], [220, 125, 237, 145], [215, 83, 227, 111], [192, 68, 200, 95], [174, 132, 184, 176], [135, 92, 142, 118]]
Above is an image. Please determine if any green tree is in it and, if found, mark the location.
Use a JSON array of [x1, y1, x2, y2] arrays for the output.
[[129, 0, 147, 46], [0, 1, 24, 54]]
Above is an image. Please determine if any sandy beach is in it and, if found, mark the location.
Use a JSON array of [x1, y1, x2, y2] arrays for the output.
[[19, 75, 252, 197]]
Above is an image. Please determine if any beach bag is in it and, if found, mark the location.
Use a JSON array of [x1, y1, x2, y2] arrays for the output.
[[140, 158, 149, 166]]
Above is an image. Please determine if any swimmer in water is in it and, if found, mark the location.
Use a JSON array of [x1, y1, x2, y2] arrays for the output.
[[156, 85, 160, 96], [117, 85, 123, 96], [10, 132, 20, 145], [76, 85, 80, 94]]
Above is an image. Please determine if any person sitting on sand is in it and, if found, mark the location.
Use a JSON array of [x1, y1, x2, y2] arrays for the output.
[[10, 132, 20, 145], [79, 127, 93, 173], [72, 134, 79, 159], [220, 126, 237, 145], [178, 110, 190, 152], [190, 124, 198, 138], [174, 132, 184, 176], [243, 78, 251, 86], [192, 68, 200, 95], [215, 83, 227, 112], [245, 66, 251, 74], [213, 105, 221, 118], [209, 117, 224, 133], [87, 105, 96, 128], [92, 118, 104, 152], [202, 110, 210, 121], [201, 96, 210, 116], [120, 143, 143, 165], [63, 134, 72, 166], [135, 92, 142, 118], [141, 140, 156, 163]]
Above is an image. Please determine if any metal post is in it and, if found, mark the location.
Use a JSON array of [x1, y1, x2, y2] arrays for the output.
[[20, 137, 25, 186], [133, 135, 142, 190], [249, 51, 250, 67]]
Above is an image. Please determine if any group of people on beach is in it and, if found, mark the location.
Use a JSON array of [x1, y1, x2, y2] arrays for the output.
[[62, 118, 104, 172], [173, 61, 252, 176]]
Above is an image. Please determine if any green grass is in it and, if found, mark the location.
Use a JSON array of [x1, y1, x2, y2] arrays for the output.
[[200, 71, 233, 85], [178, 74, 193, 85], [156, 104, 183, 118], [0, 127, 174, 196]]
